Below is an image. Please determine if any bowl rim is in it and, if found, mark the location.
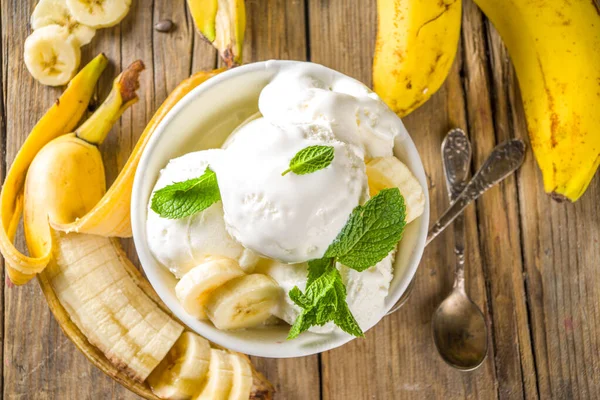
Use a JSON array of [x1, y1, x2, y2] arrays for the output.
[[131, 60, 430, 358]]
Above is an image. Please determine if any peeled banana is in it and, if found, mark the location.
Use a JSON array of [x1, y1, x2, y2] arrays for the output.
[[31, 0, 96, 46], [66, 0, 132, 28], [24, 25, 81, 86], [373, 0, 462, 117], [147, 332, 212, 399], [206, 274, 280, 331], [176, 257, 246, 319], [473, 0, 600, 201], [366, 156, 425, 223], [187, 0, 246, 67]]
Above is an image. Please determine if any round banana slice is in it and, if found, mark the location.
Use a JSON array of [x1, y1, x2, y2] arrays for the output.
[[66, 0, 132, 28], [206, 274, 280, 330], [147, 332, 212, 400], [24, 25, 81, 86], [196, 349, 234, 400], [228, 353, 253, 400], [175, 257, 245, 319], [366, 156, 425, 223], [31, 0, 96, 46]]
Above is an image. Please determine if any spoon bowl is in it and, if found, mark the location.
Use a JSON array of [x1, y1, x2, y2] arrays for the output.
[[432, 288, 488, 370]]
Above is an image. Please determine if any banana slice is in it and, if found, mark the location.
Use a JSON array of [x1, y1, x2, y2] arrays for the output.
[[366, 157, 425, 224], [24, 25, 81, 86], [31, 0, 96, 46], [206, 274, 280, 330], [66, 0, 131, 28], [175, 257, 245, 319], [147, 332, 211, 400], [196, 349, 234, 400], [228, 353, 253, 400]]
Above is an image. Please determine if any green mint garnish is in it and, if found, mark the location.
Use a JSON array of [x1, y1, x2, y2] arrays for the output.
[[150, 167, 221, 219], [287, 259, 363, 339], [282, 145, 335, 176], [287, 188, 407, 339], [325, 188, 406, 271]]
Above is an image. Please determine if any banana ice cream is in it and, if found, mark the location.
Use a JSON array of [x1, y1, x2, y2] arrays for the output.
[[146, 63, 424, 337]]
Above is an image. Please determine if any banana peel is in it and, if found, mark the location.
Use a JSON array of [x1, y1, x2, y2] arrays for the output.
[[0, 54, 108, 285], [187, 0, 245, 67], [51, 68, 225, 238]]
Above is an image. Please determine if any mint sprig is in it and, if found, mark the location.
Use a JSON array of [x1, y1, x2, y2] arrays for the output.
[[325, 188, 406, 271], [150, 167, 221, 219], [287, 259, 363, 339], [287, 188, 407, 339], [282, 145, 335, 176]]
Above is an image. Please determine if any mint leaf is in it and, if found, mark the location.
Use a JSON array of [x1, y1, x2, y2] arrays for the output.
[[307, 258, 334, 286], [325, 188, 406, 271], [287, 261, 364, 340], [150, 167, 221, 219], [282, 145, 335, 176]]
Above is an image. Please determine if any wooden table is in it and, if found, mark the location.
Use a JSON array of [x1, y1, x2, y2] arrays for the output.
[[2, 0, 599, 399]]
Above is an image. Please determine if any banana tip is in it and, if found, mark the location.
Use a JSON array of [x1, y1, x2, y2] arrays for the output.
[[119, 60, 145, 103]]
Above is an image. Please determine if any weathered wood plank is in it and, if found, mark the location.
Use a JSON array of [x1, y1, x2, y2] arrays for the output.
[[241, 1, 321, 399], [460, 1, 537, 399], [484, 13, 600, 400], [309, 0, 497, 398]]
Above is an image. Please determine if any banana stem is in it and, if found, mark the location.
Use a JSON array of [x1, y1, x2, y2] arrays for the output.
[[76, 60, 145, 146]]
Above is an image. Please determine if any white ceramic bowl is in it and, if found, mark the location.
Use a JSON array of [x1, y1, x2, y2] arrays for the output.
[[131, 60, 430, 358]]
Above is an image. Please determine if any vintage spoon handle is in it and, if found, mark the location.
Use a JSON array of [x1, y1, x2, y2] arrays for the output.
[[442, 129, 472, 292], [387, 136, 525, 315], [426, 138, 525, 245]]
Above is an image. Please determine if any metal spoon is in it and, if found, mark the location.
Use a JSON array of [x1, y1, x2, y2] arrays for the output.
[[432, 129, 487, 370], [387, 136, 526, 314]]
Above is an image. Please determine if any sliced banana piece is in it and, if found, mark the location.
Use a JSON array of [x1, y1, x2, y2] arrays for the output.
[[147, 332, 211, 400], [228, 353, 253, 400], [196, 349, 234, 400], [31, 0, 96, 46], [175, 257, 245, 319], [66, 0, 131, 28], [206, 274, 280, 330], [24, 25, 81, 86], [366, 156, 425, 223]]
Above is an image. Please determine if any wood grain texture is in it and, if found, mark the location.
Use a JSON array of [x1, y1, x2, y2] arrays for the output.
[[1, 0, 600, 399]]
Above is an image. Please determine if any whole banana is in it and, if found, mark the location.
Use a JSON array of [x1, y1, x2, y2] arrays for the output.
[[373, 0, 462, 117], [473, 0, 600, 201]]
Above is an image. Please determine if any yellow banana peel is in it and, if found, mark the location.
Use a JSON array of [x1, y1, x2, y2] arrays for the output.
[[373, 0, 462, 117], [0, 54, 108, 284], [474, 0, 600, 201], [187, 0, 245, 67], [52, 68, 225, 238]]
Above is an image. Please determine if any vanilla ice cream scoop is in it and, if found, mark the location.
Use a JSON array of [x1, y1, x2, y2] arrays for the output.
[[214, 117, 367, 264], [259, 64, 405, 158], [146, 150, 257, 278]]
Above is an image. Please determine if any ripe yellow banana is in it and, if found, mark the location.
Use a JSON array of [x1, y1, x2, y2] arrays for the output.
[[373, 0, 462, 117], [187, 0, 245, 67], [473, 0, 600, 201], [0, 54, 108, 285]]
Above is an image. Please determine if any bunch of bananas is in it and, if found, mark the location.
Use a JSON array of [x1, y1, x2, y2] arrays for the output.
[[0, 54, 272, 399], [373, 0, 600, 202]]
